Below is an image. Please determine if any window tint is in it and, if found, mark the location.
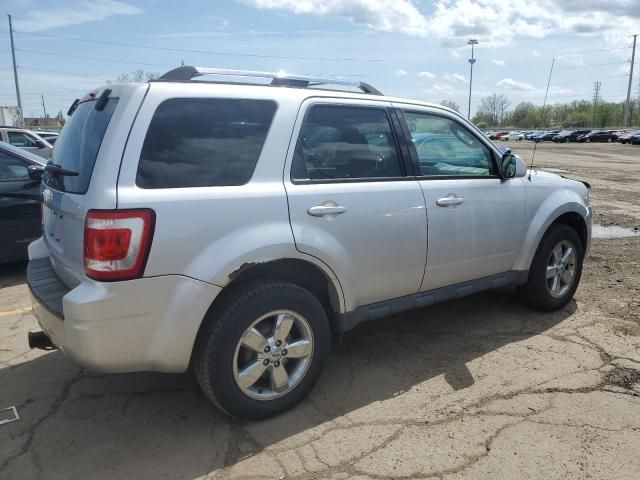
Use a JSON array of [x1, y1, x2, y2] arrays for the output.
[[403, 111, 495, 177], [0, 152, 29, 181], [44, 98, 118, 194], [291, 105, 402, 181], [137, 98, 277, 189], [7, 131, 38, 148]]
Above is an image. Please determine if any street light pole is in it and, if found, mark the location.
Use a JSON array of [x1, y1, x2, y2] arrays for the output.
[[623, 34, 637, 128], [467, 39, 478, 120]]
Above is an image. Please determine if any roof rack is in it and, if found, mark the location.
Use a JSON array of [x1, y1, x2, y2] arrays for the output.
[[155, 66, 383, 95]]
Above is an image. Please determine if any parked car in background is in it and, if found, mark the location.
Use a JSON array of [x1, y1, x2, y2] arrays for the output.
[[578, 130, 618, 143], [0, 141, 44, 263], [501, 131, 524, 141], [489, 131, 509, 140], [537, 131, 561, 141], [552, 130, 591, 143], [617, 130, 639, 144], [35, 132, 60, 145], [26, 66, 591, 420], [629, 132, 640, 145], [0, 127, 53, 158]]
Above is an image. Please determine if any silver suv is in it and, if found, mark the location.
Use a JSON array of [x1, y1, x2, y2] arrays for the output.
[[27, 67, 591, 419]]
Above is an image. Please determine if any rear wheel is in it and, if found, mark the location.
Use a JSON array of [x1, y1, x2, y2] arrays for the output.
[[194, 280, 330, 420], [520, 224, 584, 311]]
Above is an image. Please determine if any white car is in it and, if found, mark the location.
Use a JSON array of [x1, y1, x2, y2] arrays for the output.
[[502, 131, 525, 141], [0, 127, 53, 158]]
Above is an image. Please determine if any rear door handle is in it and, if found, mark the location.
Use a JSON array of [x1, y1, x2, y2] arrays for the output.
[[307, 205, 347, 216], [436, 194, 464, 207]]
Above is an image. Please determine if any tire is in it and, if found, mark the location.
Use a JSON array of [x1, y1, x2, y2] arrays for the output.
[[607, 138, 613, 143], [585, 138, 591, 143], [520, 224, 584, 312], [194, 280, 330, 420]]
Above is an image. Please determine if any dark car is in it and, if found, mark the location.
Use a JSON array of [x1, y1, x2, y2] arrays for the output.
[[0, 141, 45, 263], [630, 133, 640, 145], [578, 130, 618, 143], [533, 130, 561, 142], [553, 130, 591, 143]]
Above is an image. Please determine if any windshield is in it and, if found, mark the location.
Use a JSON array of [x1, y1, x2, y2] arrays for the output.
[[43, 97, 118, 193]]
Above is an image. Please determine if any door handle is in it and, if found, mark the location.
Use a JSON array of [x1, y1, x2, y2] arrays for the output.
[[307, 205, 347, 217], [436, 195, 464, 207]]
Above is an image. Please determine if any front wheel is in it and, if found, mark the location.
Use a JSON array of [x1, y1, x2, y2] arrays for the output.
[[520, 224, 584, 311], [194, 280, 330, 419]]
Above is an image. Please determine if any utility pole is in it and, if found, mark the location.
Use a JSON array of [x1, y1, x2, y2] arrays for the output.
[[467, 39, 478, 119], [41, 94, 48, 120], [592, 81, 601, 128], [8, 14, 24, 127], [623, 34, 638, 127]]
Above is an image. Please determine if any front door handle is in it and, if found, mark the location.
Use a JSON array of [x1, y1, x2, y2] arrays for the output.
[[307, 205, 347, 217], [436, 194, 464, 207]]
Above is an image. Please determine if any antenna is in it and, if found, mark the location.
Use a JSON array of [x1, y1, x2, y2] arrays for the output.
[[529, 58, 555, 179]]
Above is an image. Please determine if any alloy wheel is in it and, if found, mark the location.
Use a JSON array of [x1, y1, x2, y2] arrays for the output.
[[546, 240, 577, 298], [232, 310, 314, 401]]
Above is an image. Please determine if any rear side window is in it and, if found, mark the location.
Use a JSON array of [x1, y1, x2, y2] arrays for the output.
[[137, 98, 277, 189], [291, 105, 402, 182], [44, 98, 118, 193]]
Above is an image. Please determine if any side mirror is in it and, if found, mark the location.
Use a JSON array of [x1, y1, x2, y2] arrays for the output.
[[35, 139, 47, 149], [28, 165, 44, 181], [501, 153, 527, 179]]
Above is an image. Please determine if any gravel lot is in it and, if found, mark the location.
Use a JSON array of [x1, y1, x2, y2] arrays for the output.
[[1, 142, 639, 480]]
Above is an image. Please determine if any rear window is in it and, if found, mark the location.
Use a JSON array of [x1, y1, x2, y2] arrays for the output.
[[136, 98, 277, 189], [43, 98, 118, 193]]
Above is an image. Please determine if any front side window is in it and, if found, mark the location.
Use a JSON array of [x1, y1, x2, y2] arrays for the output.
[[291, 105, 402, 181], [0, 152, 29, 181], [7, 131, 38, 148], [137, 98, 277, 189], [403, 111, 496, 177]]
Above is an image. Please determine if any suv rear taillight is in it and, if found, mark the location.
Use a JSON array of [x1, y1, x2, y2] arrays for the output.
[[84, 209, 155, 281]]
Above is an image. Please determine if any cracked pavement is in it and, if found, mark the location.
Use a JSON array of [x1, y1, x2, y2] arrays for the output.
[[1, 142, 640, 479]]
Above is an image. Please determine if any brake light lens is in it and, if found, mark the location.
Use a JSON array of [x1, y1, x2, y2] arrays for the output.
[[84, 209, 155, 281]]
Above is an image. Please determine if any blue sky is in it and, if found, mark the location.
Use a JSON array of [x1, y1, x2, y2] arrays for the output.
[[1, 0, 639, 118]]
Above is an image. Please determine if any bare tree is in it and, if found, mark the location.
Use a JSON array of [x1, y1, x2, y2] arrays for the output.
[[107, 70, 160, 84], [440, 100, 460, 112], [478, 93, 511, 126]]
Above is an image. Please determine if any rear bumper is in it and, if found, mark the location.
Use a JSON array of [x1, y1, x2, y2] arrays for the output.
[[27, 241, 221, 373]]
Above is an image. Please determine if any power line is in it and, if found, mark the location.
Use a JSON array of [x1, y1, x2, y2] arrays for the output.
[[555, 60, 630, 70], [13, 30, 384, 62], [554, 46, 632, 56], [553, 74, 628, 85], [16, 48, 174, 68], [17, 66, 109, 78]]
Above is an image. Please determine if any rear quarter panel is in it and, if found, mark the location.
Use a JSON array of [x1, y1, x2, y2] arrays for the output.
[[116, 83, 345, 310]]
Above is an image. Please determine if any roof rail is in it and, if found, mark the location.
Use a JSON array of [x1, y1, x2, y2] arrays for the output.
[[155, 66, 383, 95]]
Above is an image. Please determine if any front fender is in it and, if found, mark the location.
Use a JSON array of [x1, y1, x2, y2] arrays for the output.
[[514, 190, 590, 272]]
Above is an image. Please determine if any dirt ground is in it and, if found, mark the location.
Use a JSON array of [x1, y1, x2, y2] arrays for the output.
[[1, 142, 639, 480]]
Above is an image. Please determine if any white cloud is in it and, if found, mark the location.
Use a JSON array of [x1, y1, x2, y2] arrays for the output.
[[243, 0, 429, 36], [531, 49, 542, 57], [497, 78, 535, 91], [444, 73, 466, 82], [491, 59, 506, 66], [418, 71, 437, 79], [242, 0, 640, 49], [395, 69, 408, 76], [432, 84, 456, 94], [14, 0, 142, 32]]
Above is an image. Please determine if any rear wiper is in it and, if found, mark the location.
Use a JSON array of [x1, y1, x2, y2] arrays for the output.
[[45, 162, 79, 177]]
